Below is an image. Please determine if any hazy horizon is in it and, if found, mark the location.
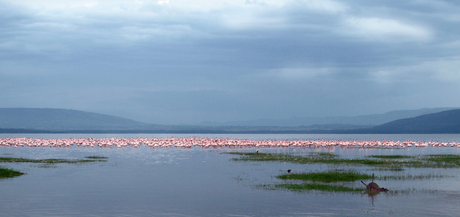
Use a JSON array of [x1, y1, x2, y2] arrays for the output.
[[1, 107, 457, 127], [2, 1, 460, 125]]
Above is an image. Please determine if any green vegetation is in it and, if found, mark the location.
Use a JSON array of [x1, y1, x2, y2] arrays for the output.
[[0, 167, 24, 178], [85, 156, 108, 159], [228, 152, 459, 193], [277, 171, 372, 182], [277, 170, 447, 182], [271, 171, 449, 193], [369, 155, 413, 159], [227, 152, 460, 168], [309, 152, 339, 158], [424, 154, 460, 165], [378, 174, 451, 180], [228, 152, 385, 166], [271, 183, 362, 192], [0, 157, 107, 164]]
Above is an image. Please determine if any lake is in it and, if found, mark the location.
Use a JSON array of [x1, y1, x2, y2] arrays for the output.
[[1, 134, 460, 216]]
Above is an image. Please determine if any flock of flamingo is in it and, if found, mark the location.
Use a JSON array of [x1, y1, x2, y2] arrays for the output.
[[0, 137, 459, 149]]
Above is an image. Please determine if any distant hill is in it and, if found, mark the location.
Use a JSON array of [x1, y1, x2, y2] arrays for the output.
[[1, 108, 460, 134], [200, 108, 457, 126], [0, 108, 151, 131], [360, 109, 460, 134]]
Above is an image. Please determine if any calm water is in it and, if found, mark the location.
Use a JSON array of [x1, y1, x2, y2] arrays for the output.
[[1, 134, 460, 216]]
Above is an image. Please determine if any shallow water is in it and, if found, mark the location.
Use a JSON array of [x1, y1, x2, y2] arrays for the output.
[[1, 134, 460, 216]]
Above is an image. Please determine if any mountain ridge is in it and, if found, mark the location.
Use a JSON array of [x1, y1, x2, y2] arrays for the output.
[[1, 107, 460, 134], [200, 107, 457, 126], [358, 109, 460, 134], [0, 108, 151, 130]]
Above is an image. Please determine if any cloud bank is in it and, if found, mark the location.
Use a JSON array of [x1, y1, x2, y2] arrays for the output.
[[1, 0, 460, 124]]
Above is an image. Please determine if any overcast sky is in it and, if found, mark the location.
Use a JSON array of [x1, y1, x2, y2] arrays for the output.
[[1, 0, 460, 125]]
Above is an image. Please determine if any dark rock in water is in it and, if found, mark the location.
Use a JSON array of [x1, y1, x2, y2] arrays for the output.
[[361, 173, 388, 192], [367, 182, 380, 190]]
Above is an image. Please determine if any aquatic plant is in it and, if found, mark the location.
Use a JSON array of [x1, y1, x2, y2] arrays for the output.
[[424, 154, 460, 165], [277, 171, 372, 182], [369, 155, 413, 159], [0, 167, 24, 178], [227, 152, 385, 166], [85, 156, 108, 159], [227, 152, 460, 168], [378, 174, 452, 180], [270, 183, 362, 192], [0, 157, 107, 164]]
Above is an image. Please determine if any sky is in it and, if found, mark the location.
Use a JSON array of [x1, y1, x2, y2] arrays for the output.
[[1, 0, 460, 125]]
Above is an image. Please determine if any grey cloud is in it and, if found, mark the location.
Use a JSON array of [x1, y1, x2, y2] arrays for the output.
[[1, 0, 460, 124]]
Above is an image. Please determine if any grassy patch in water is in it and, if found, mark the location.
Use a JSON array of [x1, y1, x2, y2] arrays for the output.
[[369, 155, 413, 159], [0, 167, 24, 178], [0, 157, 107, 164], [226, 152, 313, 163], [278, 171, 372, 182], [273, 183, 362, 192], [227, 152, 385, 166], [309, 152, 338, 158], [424, 154, 460, 165], [276, 171, 446, 182], [378, 174, 452, 180], [85, 156, 108, 159], [226, 152, 460, 168]]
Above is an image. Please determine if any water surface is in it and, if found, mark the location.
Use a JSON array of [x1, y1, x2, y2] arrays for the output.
[[1, 134, 459, 216]]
